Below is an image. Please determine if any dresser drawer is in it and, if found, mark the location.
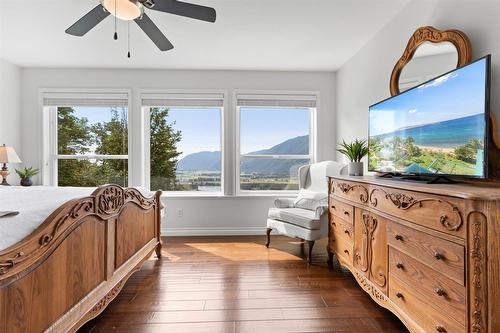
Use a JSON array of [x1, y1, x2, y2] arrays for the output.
[[329, 198, 354, 224], [330, 215, 354, 242], [369, 185, 466, 238], [389, 247, 466, 326], [389, 275, 465, 333], [387, 222, 465, 285], [330, 179, 369, 206], [329, 232, 353, 266]]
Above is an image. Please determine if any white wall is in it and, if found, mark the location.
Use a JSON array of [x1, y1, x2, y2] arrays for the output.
[[400, 52, 457, 80], [0, 59, 21, 185], [20, 68, 336, 235], [336, 0, 500, 148]]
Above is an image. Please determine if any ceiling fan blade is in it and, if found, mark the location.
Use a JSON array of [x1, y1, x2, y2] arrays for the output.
[[146, 0, 216, 23], [65, 4, 110, 36], [135, 13, 174, 51]]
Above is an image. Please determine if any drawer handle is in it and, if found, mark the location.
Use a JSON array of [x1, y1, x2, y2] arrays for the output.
[[332, 205, 336, 210], [435, 288, 446, 297], [344, 249, 349, 255], [344, 229, 350, 236], [396, 263, 404, 269], [343, 211, 350, 216], [435, 326, 446, 333], [394, 234, 403, 241], [332, 222, 337, 226], [434, 252, 445, 260], [395, 292, 404, 299]]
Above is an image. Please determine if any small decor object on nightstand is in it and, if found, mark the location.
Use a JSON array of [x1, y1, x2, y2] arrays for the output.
[[0, 144, 22, 186], [337, 139, 368, 176], [15, 167, 39, 187]]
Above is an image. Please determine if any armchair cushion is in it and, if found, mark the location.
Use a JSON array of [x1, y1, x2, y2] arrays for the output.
[[293, 189, 327, 211], [268, 207, 321, 230], [274, 198, 295, 208]]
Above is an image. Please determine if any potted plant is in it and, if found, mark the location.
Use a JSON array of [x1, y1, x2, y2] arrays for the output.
[[15, 167, 39, 187], [337, 139, 369, 176]]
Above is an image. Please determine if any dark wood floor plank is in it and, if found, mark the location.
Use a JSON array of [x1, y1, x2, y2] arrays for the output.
[[78, 236, 408, 333]]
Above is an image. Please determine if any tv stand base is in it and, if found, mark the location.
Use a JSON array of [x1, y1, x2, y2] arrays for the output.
[[426, 176, 458, 184], [376, 173, 459, 184]]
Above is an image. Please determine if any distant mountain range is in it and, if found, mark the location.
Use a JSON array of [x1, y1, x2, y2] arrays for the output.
[[177, 135, 309, 174]]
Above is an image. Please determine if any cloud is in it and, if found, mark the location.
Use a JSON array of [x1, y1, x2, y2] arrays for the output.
[[418, 72, 458, 89], [408, 109, 417, 114]]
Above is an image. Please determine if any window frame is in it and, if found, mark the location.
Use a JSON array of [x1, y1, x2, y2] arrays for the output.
[[141, 89, 227, 196], [41, 89, 132, 187], [234, 90, 318, 196]]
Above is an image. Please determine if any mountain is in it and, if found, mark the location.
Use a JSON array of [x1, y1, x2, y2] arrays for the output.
[[177, 151, 221, 171], [177, 135, 309, 174], [249, 135, 309, 155]]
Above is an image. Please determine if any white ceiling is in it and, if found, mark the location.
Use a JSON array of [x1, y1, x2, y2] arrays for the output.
[[0, 0, 410, 71]]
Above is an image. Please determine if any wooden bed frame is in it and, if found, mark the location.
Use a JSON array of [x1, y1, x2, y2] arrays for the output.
[[0, 185, 162, 333]]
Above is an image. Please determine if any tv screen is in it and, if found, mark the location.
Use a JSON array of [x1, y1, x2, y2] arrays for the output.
[[368, 55, 490, 179]]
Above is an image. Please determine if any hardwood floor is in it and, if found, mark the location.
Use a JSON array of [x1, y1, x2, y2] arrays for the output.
[[78, 236, 408, 333]]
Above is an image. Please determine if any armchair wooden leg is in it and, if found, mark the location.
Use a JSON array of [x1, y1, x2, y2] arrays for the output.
[[265, 228, 272, 248], [327, 245, 334, 267], [307, 240, 315, 264]]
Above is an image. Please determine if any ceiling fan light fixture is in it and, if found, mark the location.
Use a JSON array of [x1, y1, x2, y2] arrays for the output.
[[101, 0, 143, 21]]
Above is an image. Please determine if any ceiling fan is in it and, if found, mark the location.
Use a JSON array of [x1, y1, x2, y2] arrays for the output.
[[65, 0, 216, 53]]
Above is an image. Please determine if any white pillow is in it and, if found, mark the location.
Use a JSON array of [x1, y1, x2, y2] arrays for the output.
[[294, 189, 327, 211]]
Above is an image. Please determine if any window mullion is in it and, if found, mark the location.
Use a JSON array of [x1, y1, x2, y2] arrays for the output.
[[56, 155, 129, 160]]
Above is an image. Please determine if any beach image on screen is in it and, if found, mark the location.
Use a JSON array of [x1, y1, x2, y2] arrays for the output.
[[369, 58, 487, 177]]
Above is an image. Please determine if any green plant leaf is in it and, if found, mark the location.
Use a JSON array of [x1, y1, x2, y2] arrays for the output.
[[337, 138, 368, 162]]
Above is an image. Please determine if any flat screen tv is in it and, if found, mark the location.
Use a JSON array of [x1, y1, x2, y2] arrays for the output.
[[368, 55, 491, 179]]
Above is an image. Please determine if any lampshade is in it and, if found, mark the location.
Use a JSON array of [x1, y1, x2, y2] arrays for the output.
[[0, 145, 22, 164]]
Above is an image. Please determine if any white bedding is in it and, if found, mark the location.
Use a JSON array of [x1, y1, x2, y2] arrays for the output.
[[0, 186, 154, 251]]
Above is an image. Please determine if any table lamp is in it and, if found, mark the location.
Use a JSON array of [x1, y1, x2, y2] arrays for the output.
[[0, 144, 22, 186]]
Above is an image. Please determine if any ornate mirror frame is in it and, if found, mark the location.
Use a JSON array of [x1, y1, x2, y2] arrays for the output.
[[389, 26, 472, 96]]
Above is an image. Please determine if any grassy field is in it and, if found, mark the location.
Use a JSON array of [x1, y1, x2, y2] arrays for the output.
[[403, 148, 477, 175]]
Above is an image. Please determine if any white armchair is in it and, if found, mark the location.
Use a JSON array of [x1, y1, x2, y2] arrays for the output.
[[266, 161, 346, 263]]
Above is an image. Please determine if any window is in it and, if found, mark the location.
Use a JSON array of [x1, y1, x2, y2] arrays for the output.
[[237, 93, 316, 192], [43, 92, 129, 187], [143, 93, 224, 193]]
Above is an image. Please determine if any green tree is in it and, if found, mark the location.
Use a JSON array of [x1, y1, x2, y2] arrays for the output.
[[368, 137, 382, 168], [149, 107, 182, 191], [57, 107, 97, 186], [92, 108, 128, 186], [57, 107, 92, 155], [454, 138, 483, 164], [403, 137, 422, 158]]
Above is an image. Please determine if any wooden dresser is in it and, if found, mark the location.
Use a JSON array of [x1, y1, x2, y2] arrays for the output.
[[327, 175, 500, 333]]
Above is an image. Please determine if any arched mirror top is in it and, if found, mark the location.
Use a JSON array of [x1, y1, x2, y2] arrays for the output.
[[390, 26, 472, 96]]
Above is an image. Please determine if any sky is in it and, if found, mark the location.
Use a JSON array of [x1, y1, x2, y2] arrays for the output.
[[68, 106, 310, 159], [370, 57, 488, 136], [240, 107, 310, 154], [167, 108, 220, 158]]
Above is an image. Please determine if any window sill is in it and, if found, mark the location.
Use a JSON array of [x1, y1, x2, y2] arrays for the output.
[[160, 192, 297, 199]]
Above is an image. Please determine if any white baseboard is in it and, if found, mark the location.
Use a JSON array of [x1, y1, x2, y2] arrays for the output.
[[161, 227, 267, 236]]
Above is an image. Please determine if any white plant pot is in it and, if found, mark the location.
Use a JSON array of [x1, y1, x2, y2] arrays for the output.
[[348, 162, 364, 176]]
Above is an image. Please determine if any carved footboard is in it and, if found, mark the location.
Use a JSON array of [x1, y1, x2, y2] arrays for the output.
[[0, 185, 162, 333]]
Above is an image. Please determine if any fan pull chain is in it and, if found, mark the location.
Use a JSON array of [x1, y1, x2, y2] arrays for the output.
[[127, 21, 131, 58], [113, 0, 118, 40]]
